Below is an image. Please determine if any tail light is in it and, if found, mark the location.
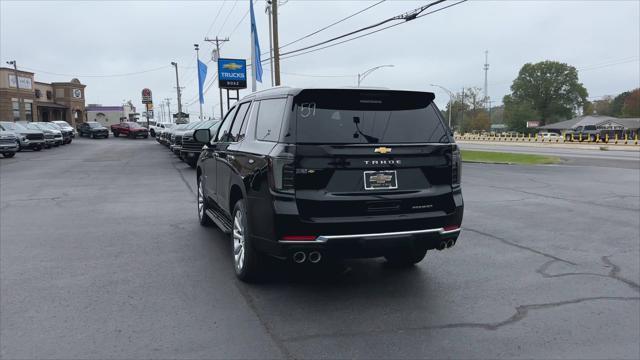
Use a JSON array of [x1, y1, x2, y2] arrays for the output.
[[268, 144, 296, 194], [452, 146, 461, 186]]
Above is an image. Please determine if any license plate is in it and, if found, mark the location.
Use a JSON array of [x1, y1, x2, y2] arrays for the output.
[[364, 170, 398, 190]]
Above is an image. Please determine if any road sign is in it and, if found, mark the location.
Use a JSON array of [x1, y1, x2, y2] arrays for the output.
[[218, 58, 247, 89], [142, 88, 153, 104], [526, 120, 541, 128]]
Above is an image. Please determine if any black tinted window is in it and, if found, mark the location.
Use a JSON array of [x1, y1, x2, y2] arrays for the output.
[[295, 104, 448, 144], [216, 107, 237, 142], [255, 98, 286, 142], [229, 102, 251, 142]]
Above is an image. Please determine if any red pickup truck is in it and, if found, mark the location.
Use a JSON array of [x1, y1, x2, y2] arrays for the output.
[[111, 122, 149, 138]]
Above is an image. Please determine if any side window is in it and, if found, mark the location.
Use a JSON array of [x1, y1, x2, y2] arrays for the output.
[[229, 102, 251, 142], [216, 106, 237, 142], [255, 98, 286, 142]]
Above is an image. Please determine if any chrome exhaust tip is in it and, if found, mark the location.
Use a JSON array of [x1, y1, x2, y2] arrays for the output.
[[293, 251, 306, 264], [308, 251, 322, 264], [436, 241, 447, 251]]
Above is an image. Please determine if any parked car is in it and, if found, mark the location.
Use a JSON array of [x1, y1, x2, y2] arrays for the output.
[[51, 121, 75, 143], [180, 120, 221, 168], [27, 122, 63, 147], [111, 122, 149, 138], [78, 122, 109, 138], [149, 122, 173, 138], [155, 124, 175, 145], [170, 122, 200, 155], [538, 132, 561, 141], [193, 87, 463, 281], [564, 125, 600, 142], [0, 129, 19, 157], [0, 121, 45, 151]]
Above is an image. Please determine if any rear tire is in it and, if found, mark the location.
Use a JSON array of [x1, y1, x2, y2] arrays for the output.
[[3, 152, 15, 158], [113, 132, 118, 137], [232, 199, 264, 282], [33, 146, 42, 152], [384, 247, 428, 267]]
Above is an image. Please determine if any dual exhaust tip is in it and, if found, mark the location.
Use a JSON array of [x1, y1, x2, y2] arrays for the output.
[[436, 239, 456, 251], [293, 251, 322, 264]]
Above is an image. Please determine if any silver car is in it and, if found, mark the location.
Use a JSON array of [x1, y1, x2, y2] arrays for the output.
[[0, 130, 18, 158], [0, 121, 45, 151]]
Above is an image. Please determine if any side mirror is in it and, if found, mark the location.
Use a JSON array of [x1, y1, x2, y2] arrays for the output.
[[194, 128, 211, 144]]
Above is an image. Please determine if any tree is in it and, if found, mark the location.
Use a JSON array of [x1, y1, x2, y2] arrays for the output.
[[622, 88, 640, 117], [503, 94, 540, 133], [469, 111, 491, 132], [583, 96, 613, 116], [507, 61, 588, 124], [610, 91, 631, 117]]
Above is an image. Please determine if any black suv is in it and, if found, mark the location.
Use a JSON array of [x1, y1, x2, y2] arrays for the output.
[[193, 87, 463, 281]]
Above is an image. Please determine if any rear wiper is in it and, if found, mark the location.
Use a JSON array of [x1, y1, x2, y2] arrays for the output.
[[352, 116, 379, 143]]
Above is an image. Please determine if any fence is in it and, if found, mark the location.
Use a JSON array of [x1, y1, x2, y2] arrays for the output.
[[456, 132, 640, 146]]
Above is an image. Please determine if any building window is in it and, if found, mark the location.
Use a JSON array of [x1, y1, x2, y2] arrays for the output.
[[12, 101, 20, 121], [46, 90, 52, 100], [25, 103, 33, 121]]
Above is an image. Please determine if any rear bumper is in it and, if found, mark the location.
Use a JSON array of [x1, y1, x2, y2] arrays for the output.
[[251, 190, 464, 258]]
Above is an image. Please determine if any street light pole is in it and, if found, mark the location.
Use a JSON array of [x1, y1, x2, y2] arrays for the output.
[[170, 62, 183, 124], [195, 43, 203, 121], [430, 84, 455, 130], [357, 65, 394, 87]]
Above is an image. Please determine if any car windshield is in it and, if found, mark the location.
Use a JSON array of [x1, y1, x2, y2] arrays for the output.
[[129, 123, 143, 128], [26, 123, 43, 130], [53, 121, 71, 128], [0, 122, 26, 131], [88, 123, 102, 128]]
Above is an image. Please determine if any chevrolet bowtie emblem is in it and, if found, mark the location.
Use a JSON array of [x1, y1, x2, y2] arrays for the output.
[[370, 173, 393, 184], [222, 63, 243, 70], [374, 147, 392, 154]]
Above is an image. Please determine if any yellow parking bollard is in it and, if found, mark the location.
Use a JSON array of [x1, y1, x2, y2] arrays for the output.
[[605, 133, 609, 143], [571, 133, 575, 142], [615, 133, 618, 144], [596, 134, 600, 143], [624, 133, 628, 145], [635, 133, 638, 145], [579, 133, 583, 142]]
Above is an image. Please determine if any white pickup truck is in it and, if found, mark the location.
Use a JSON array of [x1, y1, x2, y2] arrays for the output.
[[148, 123, 173, 138]]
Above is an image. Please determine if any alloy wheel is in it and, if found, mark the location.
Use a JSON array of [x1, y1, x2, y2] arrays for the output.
[[233, 210, 245, 272], [198, 180, 205, 219]]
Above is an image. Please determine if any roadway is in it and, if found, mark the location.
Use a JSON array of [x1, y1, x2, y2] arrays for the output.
[[1, 137, 638, 359], [458, 141, 640, 168]]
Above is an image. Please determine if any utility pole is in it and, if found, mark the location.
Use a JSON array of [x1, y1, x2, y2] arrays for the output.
[[159, 102, 165, 123], [204, 36, 229, 119], [6, 60, 21, 121], [170, 62, 183, 124], [265, 2, 275, 87], [271, 0, 281, 86], [483, 50, 490, 108], [461, 87, 465, 132], [165, 98, 172, 124], [195, 43, 203, 121]]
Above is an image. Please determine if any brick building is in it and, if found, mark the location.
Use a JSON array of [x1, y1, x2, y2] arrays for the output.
[[0, 67, 87, 127]]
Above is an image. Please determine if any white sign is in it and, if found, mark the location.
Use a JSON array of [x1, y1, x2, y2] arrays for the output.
[[8, 74, 33, 89], [72, 89, 82, 98]]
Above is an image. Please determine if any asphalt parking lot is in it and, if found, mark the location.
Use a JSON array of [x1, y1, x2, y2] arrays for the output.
[[1, 137, 639, 359]]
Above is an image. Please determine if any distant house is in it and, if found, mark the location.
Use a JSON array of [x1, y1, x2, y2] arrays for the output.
[[540, 115, 640, 137], [85, 102, 137, 128]]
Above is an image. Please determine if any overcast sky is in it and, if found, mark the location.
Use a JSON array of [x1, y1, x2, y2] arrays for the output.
[[1, 0, 639, 119]]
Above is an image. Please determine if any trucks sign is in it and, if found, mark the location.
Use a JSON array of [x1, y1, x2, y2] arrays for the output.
[[218, 58, 247, 89]]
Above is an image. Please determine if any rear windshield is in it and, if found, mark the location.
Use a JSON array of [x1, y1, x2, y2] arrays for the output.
[[293, 90, 450, 144]]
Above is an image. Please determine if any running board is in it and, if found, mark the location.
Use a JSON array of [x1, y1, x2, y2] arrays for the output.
[[205, 209, 232, 234]]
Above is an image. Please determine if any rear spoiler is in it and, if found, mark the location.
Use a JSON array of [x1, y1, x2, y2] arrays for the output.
[[294, 89, 435, 111]]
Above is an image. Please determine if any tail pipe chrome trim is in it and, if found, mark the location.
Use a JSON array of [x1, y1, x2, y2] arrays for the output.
[[308, 251, 322, 264], [279, 227, 461, 244], [292, 251, 306, 263]]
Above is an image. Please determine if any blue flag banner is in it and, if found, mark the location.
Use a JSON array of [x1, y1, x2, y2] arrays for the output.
[[250, 0, 263, 83], [197, 59, 208, 104]]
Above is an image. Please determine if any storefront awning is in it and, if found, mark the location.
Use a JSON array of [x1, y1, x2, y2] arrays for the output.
[[36, 102, 68, 109]]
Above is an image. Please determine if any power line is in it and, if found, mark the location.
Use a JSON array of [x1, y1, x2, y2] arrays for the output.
[[275, 0, 466, 62], [217, 0, 240, 36], [279, 0, 386, 50], [19, 65, 171, 78], [204, 0, 228, 36], [279, 0, 447, 57]]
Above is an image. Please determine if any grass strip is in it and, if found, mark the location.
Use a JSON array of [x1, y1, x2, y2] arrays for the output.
[[461, 150, 561, 165]]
